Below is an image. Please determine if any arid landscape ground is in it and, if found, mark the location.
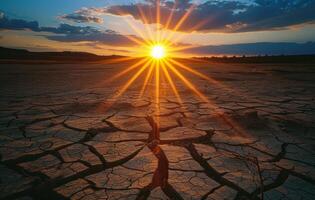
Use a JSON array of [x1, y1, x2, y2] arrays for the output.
[[0, 60, 314, 199]]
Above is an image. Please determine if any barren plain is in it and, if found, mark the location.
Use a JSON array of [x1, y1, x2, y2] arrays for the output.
[[0, 60, 314, 200]]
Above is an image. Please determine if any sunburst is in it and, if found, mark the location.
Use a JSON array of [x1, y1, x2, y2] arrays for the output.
[[103, 1, 250, 136], [108, 0, 200, 105], [105, 1, 212, 109]]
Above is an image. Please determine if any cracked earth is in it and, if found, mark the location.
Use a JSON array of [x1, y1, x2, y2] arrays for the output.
[[0, 61, 314, 199]]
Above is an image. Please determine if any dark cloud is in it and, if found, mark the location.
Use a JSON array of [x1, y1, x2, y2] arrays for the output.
[[41, 23, 101, 35], [184, 42, 315, 55], [59, 8, 103, 23], [0, 12, 140, 46], [59, 13, 103, 24], [235, 0, 315, 32], [0, 11, 40, 31], [102, 0, 315, 33]]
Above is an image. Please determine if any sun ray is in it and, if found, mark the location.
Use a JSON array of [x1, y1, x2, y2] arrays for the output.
[[169, 58, 216, 82], [90, 57, 144, 89], [170, 58, 257, 98], [113, 59, 152, 100], [156, 0, 161, 42], [160, 60, 183, 104], [167, 44, 199, 52], [113, 8, 152, 46], [166, 17, 214, 46], [165, 61, 251, 137], [139, 60, 155, 97], [160, 1, 177, 43], [124, 34, 149, 47], [164, 60, 208, 102], [103, 56, 139, 65], [162, 44, 202, 57], [155, 60, 160, 104], [165, 3, 196, 42], [94, 59, 152, 114], [125, 18, 151, 45], [106, 58, 149, 83], [170, 59, 220, 83], [154, 60, 161, 125], [136, 4, 155, 43], [172, 4, 196, 32]]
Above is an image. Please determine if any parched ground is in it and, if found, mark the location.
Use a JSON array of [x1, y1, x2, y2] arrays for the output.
[[0, 61, 314, 200]]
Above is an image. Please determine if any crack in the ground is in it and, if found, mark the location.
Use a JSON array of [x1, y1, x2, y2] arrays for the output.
[[135, 116, 184, 200], [1, 88, 315, 200]]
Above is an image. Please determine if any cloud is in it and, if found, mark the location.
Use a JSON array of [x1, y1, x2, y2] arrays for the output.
[[0, 11, 40, 31], [104, 0, 245, 32], [40, 23, 101, 35], [0, 12, 141, 46], [100, 0, 315, 33], [59, 7, 104, 23], [44, 24, 139, 46]]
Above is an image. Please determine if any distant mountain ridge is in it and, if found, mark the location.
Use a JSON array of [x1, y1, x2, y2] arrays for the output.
[[0, 47, 124, 61], [1, 45, 315, 64], [187, 42, 315, 56]]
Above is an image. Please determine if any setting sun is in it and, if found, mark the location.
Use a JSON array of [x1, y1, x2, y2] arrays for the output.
[[151, 45, 166, 59]]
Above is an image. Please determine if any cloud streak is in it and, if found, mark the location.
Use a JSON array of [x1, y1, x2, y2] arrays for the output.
[[59, 7, 104, 23]]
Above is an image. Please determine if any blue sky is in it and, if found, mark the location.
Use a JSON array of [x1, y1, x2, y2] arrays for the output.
[[1, 0, 315, 55], [1, 0, 109, 25]]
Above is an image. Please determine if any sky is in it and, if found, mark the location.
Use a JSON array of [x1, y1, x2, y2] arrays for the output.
[[1, 0, 315, 56]]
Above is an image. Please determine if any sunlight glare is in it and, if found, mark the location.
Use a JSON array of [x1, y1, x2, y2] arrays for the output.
[[151, 45, 166, 59]]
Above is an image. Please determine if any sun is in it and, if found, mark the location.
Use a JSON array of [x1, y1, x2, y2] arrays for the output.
[[107, 1, 217, 106], [151, 45, 166, 59]]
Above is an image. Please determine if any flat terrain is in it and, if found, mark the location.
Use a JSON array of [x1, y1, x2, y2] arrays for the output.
[[0, 60, 315, 200]]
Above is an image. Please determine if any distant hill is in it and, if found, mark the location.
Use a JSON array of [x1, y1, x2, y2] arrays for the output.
[[0, 47, 126, 62], [186, 42, 315, 56], [194, 55, 315, 63]]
